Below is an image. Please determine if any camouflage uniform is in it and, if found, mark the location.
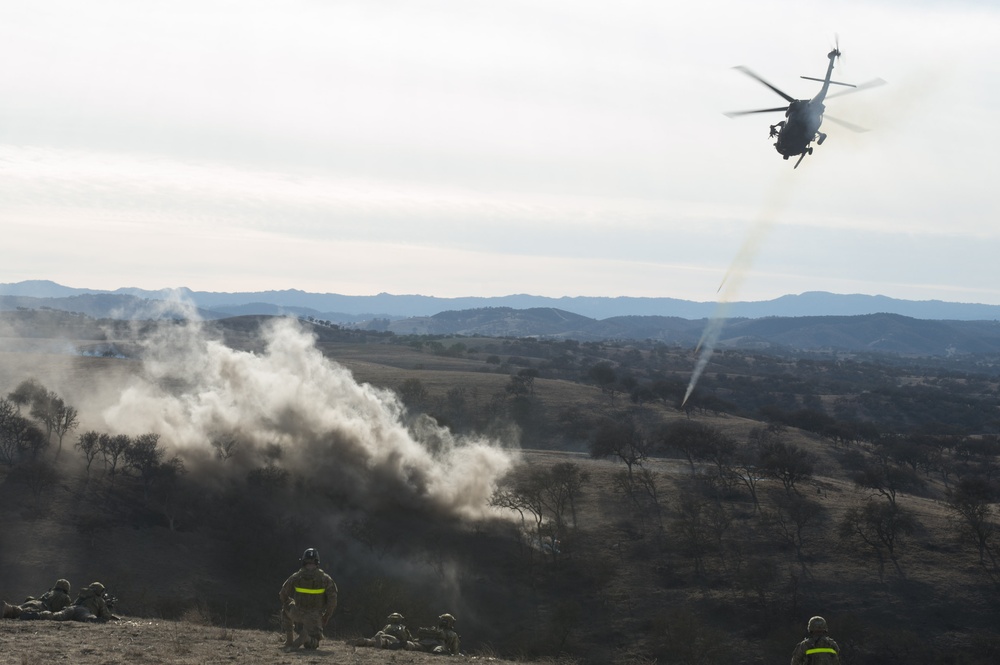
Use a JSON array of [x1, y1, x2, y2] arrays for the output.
[[791, 616, 840, 665], [406, 614, 461, 655], [19, 580, 73, 614], [278, 549, 338, 651], [33, 583, 114, 623], [3, 580, 73, 619], [352, 613, 412, 649]]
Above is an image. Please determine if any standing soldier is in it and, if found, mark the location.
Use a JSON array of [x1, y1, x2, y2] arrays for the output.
[[278, 548, 337, 651], [791, 616, 840, 665]]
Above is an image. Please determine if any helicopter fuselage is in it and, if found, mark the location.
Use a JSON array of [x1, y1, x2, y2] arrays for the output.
[[774, 99, 826, 158]]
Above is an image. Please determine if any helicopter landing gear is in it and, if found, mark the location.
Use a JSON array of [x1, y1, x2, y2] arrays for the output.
[[817, 132, 827, 145], [807, 147, 813, 155]]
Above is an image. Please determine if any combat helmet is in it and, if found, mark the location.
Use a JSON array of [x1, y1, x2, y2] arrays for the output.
[[301, 548, 320, 565], [807, 616, 828, 633], [388, 612, 404, 622], [438, 613, 456, 628], [54, 579, 70, 594], [88, 582, 106, 595]]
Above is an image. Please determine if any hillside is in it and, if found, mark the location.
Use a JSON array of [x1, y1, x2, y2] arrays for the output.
[[1, 312, 1000, 663]]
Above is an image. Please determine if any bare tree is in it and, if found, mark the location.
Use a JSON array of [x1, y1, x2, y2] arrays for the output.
[[125, 433, 166, 500], [759, 440, 813, 495], [51, 403, 79, 462], [854, 445, 923, 508], [75, 430, 101, 482], [729, 428, 770, 513], [99, 433, 131, 487], [946, 476, 998, 569], [7, 379, 45, 412], [0, 398, 46, 466], [29, 390, 62, 445], [767, 493, 824, 560], [590, 410, 653, 482], [659, 419, 718, 474], [543, 462, 590, 532], [839, 499, 915, 579]]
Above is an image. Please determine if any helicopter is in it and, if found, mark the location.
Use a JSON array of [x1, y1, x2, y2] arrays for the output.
[[725, 46, 884, 168]]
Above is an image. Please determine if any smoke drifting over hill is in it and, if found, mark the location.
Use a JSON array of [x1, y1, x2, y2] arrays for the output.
[[99, 317, 518, 520]]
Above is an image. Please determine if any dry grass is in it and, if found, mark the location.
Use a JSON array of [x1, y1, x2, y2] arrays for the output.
[[0, 618, 519, 665]]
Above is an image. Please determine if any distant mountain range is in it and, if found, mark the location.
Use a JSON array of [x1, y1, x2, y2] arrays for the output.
[[3, 280, 1000, 321], [4, 280, 1000, 356]]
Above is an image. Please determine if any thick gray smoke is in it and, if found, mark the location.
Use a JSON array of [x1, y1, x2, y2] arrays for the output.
[[99, 317, 518, 520]]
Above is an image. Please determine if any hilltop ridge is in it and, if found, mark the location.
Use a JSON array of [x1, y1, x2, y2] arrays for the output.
[[3, 280, 1000, 322]]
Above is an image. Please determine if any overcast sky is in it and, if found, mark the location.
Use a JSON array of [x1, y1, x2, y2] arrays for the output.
[[1, 0, 997, 304]]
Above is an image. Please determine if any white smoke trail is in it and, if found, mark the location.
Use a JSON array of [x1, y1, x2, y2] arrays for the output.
[[683, 175, 793, 405], [99, 317, 519, 519]]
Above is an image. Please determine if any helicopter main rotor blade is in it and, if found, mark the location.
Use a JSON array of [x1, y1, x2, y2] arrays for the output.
[[824, 115, 869, 133], [826, 78, 887, 99], [724, 106, 789, 117], [732, 66, 796, 103]]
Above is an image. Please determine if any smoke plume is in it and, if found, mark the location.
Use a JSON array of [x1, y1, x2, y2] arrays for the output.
[[684, 174, 792, 405], [99, 316, 518, 520]]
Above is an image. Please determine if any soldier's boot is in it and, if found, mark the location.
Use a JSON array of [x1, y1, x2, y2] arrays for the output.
[[2, 602, 21, 619], [18, 611, 40, 620], [283, 628, 295, 648]]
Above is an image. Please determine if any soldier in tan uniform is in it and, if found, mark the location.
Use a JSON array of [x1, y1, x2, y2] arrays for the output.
[[350, 612, 412, 649], [2, 580, 73, 619], [406, 613, 461, 655], [21, 582, 115, 622], [791, 616, 840, 665], [2, 579, 73, 619], [278, 548, 338, 651]]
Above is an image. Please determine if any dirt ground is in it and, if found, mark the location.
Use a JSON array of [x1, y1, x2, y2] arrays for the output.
[[0, 618, 515, 665]]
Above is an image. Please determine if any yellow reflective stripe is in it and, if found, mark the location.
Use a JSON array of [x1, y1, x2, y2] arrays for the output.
[[805, 648, 837, 655], [294, 587, 326, 594]]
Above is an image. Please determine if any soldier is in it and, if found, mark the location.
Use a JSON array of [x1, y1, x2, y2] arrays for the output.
[[2, 579, 73, 619], [278, 548, 338, 651], [406, 613, 461, 655], [21, 582, 115, 622], [350, 612, 412, 649], [790, 616, 840, 665]]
